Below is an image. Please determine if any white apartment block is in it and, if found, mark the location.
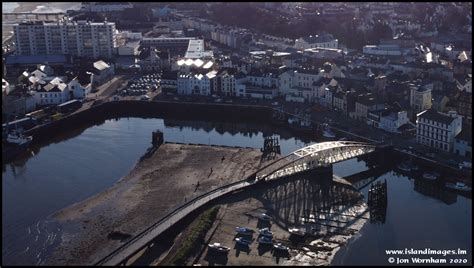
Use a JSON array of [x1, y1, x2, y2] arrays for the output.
[[294, 33, 338, 50], [177, 71, 217, 96], [416, 110, 463, 152], [278, 69, 322, 102], [14, 20, 117, 58]]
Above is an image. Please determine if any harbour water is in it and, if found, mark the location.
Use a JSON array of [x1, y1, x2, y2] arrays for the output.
[[2, 117, 471, 265]]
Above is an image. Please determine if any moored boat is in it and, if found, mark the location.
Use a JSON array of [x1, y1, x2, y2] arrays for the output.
[[397, 161, 411, 172], [322, 123, 336, 138], [422, 171, 440, 180], [5, 131, 33, 148], [397, 161, 418, 172], [445, 182, 472, 192]]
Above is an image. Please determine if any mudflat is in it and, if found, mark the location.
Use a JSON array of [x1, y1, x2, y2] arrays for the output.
[[45, 143, 266, 265]]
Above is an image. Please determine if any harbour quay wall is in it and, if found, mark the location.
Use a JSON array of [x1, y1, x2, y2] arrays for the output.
[[24, 100, 274, 144], [392, 148, 471, 178]]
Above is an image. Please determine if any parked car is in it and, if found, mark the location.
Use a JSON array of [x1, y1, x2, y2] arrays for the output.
[[235, 237, 252, 246], [258, 236, 273, 245], [259, 228, 273, 238], [235, 227, 254, 235], [208, 242, 230, 253], [273, 243, 289, 251], [258, 213, 272, 221]]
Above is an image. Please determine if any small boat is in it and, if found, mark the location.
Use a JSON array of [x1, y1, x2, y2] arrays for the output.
[[258, 236, 273, 245], [235, 227, 254, 235], [322, 123, 336, 138], [235, 237, 252, 246], [288, 227, 305, 236], [422, 171, 439, 180], [258, 213, 272, 221], [258, 228, 273, 238], [445, 182, 472, 192], [397, 161, 418, 172], [397, 162, 411, 172], [458, 161, 472, 170], [273, 243, 289, 251], [208, 242, 230, 253], [6, 131, 33, 148], [288, 117, 298, 125]]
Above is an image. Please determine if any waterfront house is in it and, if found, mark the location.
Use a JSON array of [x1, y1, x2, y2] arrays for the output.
[[453, 129, 472, 159], [212, 68, 235, 97], [2, 80, 36, 117], [279, 68, 321, 102], [352, 94, 385, 121], [33, 77, 70, 106], [91, 60, 115, 88], [379, 110, 410, 134], [177, 70, 217, 96], [161, 70, 178, 93], [416, 109, 462, 152]]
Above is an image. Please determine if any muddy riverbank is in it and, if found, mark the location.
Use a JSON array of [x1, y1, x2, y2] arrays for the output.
[[44, 143, 268, 265]]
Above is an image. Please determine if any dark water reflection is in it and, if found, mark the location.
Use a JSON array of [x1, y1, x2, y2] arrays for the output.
[[332, 171, 472, 266]]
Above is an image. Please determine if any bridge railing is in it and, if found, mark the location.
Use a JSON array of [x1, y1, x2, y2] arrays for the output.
[[257, 142, 378, 182]]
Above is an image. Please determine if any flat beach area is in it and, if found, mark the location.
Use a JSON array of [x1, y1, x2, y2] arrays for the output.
[[45, 143, 267, 265]]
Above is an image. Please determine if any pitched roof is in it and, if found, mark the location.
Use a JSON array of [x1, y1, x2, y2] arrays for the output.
[[313, 77, 332, 86], [417, 109, 457, 124], [93, 60, 110, 71], [301, 33, 336, 44], [295, 68, 320, 75], [455, 129, 472, 142]]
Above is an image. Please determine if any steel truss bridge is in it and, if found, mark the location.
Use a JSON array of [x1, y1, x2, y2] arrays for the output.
[[254, 141, 378, 182], [96, 141, 382, 266]]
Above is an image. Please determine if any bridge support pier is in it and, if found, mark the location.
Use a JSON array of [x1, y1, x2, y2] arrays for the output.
[[318, 164, 333, 180]]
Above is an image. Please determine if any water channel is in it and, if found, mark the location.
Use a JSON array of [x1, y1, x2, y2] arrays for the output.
[[2, 117, 471, 265]]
